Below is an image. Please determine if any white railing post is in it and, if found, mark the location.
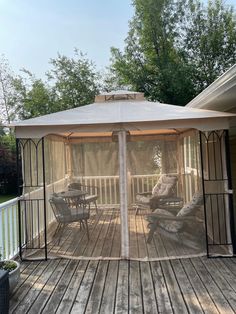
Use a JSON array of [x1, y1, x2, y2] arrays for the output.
[[0, 197, 19, 259]]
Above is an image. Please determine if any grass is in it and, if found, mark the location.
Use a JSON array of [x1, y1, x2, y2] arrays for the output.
[[0, 195, 16, 204]]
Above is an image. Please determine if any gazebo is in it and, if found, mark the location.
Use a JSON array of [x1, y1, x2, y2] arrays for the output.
[[12, 91, 236, 261]]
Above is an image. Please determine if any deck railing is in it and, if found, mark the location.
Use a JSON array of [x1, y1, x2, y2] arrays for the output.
[[0, 197, 19, 259], [78, 173, 165, 206]]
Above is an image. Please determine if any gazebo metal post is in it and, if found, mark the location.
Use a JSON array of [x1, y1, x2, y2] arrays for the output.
[[199, 130, 235, 257], [225, 130, 236, 254], [16, 138, 48, 260], [199, 131, 210, 257], [41, 137, 48, 260], [118, 130, 129, 259], [16, 138, 23, 260]]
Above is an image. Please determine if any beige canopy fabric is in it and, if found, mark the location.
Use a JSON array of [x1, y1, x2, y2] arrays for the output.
[[11, 91, 236, 138]]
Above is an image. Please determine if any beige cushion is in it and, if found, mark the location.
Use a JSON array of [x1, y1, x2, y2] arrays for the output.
[[152, 175, 177, 197], [151, 192, 203, 233], [177, 192, 203, 217], [136, 194, 150, 205], [152, 208, 183, 232]]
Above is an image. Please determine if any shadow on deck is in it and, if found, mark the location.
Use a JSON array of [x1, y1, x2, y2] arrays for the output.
[[10, 256, 236, 313]]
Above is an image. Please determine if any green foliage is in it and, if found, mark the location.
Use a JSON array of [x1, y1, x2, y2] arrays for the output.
[[109, 0, 236, 105], [109, 0, 196, 105], [183, 0, 236, 91], [0, 132, 16, 152], [0, 56, 20, 124], [0, 253, 17, 272], [14, 72, 56, 120], [14, 50, 100, 119], [0, 195, 15, 204], [0, 132, 17, 195], [0, 260, 17, 272], [47, 49, 100, 111]]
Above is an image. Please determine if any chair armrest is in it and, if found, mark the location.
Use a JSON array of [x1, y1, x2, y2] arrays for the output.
[[147, 213, 196, 223], [159, 197, 183, 202], [137, 191, 152, 196]]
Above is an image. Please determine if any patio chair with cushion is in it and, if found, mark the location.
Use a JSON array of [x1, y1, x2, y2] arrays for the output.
[[49, 194, 90, 243], [146, 192, 204, 243], [135, 174, 182, 215], [68, 182, 99, 213]]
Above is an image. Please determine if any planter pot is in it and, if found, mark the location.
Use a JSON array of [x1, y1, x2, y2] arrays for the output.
[[0, 269, 9, 314], [8, 261, 20, 293]]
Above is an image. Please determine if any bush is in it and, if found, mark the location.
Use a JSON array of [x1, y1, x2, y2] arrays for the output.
[[0, 134, 17, 195]]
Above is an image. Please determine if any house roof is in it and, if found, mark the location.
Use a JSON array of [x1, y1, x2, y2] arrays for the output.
[[187, 64, 236, 112]]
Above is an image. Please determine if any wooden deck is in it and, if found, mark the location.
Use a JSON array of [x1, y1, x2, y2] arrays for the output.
[[10, 256, 236, 313], [25, 208, 205, 260]]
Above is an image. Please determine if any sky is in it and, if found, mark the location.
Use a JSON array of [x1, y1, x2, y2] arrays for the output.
[[0, 0, 134, 78], [0, 0, 236, 79]]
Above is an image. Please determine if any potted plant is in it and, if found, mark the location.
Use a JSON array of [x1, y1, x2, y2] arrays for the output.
[[0, 253, 20, 293]]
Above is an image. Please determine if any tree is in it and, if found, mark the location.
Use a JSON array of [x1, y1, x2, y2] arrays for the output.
[[47, 49, 100, 110], [13, 50, 100, 120], [0, 130, 17, 194], [109, 0, 236, 105], [14, 71, 56, 120], [0, 56, 20, 124], [109, 0, 196, 105], [183, 0, 236, 92], [0, 145, 17, 194]]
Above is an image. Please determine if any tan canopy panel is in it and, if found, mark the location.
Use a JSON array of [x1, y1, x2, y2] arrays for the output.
[[11, 90, 236, 138]]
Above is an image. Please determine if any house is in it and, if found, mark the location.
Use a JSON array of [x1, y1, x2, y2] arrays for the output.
[[187, 64, 236, 243]]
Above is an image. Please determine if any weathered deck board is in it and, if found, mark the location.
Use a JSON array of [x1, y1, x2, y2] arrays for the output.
[[211, 258, 236, 292], [23, 208, 206, 261], [140, 262, 158, 313], [191, 258, 235, 314], [170, 259, 204, 314], [27, 259, 70, 314], [99, 261, 119, 313], [9, 209, 236, 313], [70, 260, 99, 313], [10, 257, 236, 314], [202, 258, 236, 310], [129, 260, 143, 313], [42, 260, 79, 314], [180, 258, 219, 314], [10, 260, 58, 313], [160, 260, 189, 314], [56, 260, 89, 313], [85, 261, 109, 313], [150, 261, 173, 313], [115, 260, 129, 313]]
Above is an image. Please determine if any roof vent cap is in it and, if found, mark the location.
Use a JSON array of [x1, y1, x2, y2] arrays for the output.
[[95, 90, 144, 103]]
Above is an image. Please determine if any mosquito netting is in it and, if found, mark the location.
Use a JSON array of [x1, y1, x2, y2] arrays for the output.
[[17, 125, 234, 262]]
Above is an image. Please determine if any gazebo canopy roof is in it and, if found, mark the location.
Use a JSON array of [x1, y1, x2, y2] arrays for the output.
[[11, 91, 236, 138]]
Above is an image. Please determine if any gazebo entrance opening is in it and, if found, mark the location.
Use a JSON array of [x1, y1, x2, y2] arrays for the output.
[[16, 128, 235, 261]]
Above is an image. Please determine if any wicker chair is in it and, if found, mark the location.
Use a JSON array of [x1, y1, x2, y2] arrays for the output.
[[135, 174, 182, 215], [68, 182, 99, 213], [146, 192, 204, 243], [49, 195, 90, 242]]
